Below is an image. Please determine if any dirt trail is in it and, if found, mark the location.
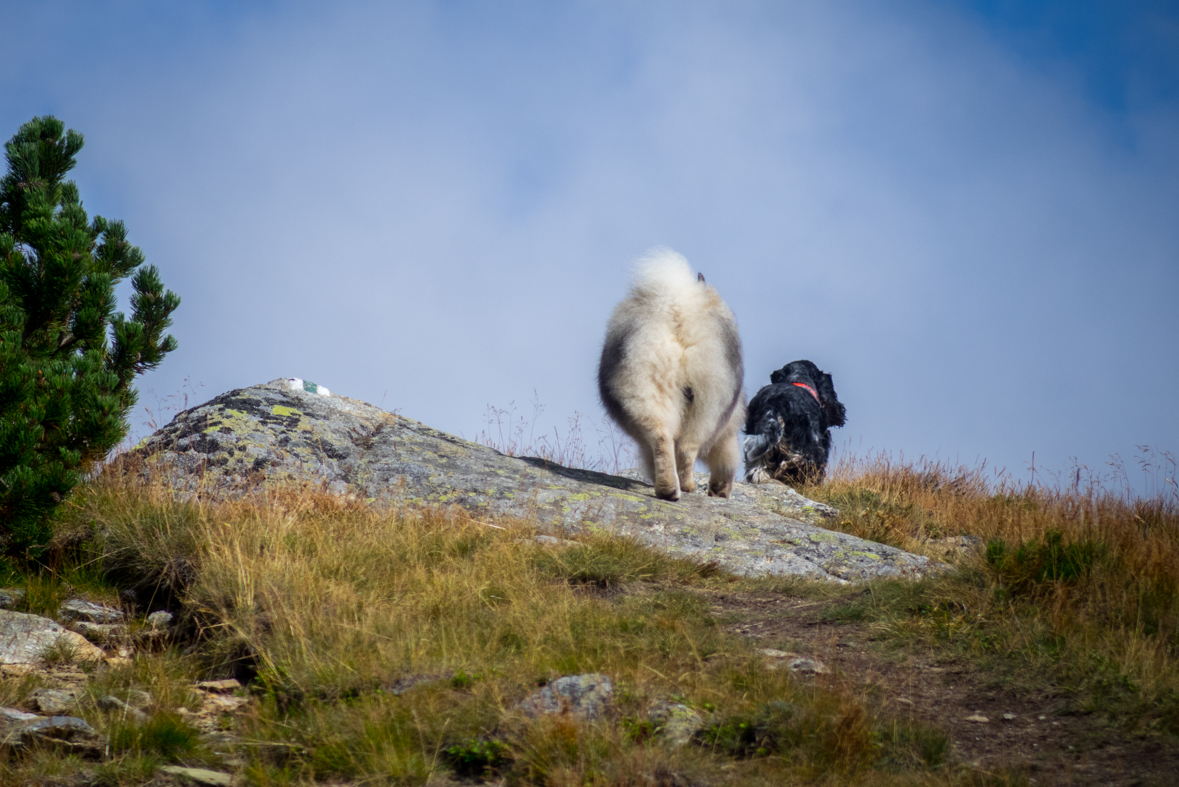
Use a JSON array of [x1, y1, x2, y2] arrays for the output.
[[704, 589, 1178, 786]]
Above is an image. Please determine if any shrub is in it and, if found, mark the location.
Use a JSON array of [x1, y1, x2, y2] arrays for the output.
[[107, 713, 200, 761], [986, 529, 1107, 593], [0, 116, 179, 556], [443, 737, 511, 778], [694, 701, 801, 758]]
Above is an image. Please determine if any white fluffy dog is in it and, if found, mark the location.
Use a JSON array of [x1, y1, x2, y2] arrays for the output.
[[598, 249, 746, 501]]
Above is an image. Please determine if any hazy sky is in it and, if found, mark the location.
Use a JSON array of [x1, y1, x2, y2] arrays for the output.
[[4, 1, 1177, 489]]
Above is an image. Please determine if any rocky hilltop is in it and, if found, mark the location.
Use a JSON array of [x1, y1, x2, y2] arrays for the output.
[[125, 378, 936, 582]]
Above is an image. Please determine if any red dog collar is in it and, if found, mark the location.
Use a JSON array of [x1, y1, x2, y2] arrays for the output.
[[793, 382, 820, 403]]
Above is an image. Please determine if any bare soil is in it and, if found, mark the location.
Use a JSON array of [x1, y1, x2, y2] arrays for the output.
[[702, 588, 1179, 786]]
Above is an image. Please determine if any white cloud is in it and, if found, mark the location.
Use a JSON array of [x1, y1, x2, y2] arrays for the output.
[[4, 0, 1176, 485]]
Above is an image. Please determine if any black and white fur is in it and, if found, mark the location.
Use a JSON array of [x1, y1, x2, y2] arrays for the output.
[[598, 249, 746, 501], [743, 360, 846, 485]]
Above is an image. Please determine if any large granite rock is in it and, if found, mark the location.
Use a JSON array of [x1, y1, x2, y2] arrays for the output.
[[122, 379, 935, 582]]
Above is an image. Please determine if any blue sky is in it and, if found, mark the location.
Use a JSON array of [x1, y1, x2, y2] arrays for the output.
[[4, 1, 1177, 490]]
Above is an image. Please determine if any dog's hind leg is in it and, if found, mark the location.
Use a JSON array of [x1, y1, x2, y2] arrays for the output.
[[651, 430, 681, 501], [675, 442, 700, 494], [704, 428, 740, 498], [635, 441, 656, 485]]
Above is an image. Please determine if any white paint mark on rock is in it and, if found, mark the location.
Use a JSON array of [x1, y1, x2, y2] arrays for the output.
[[286, 378, 331, 396]]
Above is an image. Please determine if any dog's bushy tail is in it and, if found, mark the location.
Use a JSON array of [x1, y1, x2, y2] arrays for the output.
[[743, 412, 782, 472], [631, 247, 699, 300]]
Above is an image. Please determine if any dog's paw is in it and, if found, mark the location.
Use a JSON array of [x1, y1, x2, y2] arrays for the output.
[[707, 481, 733, 498], [655, 485, 681, 502], [745, 467, 772, 485]]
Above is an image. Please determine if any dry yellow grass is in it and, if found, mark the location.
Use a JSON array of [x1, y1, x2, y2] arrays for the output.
[[799, 451, 1179, 731], [8, 446, 1176, 784], [42, 473, 963, 785]]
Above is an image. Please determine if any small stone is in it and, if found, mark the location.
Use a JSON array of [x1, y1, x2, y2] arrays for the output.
[[381, 673, 446, 696], [24, 715, 96, 737], [1002, 713, 1016, 721], [0, 589, 26, 609], [0, 707, 40, 723], [13, 715, 101, 754], [648, 701, 702, 748], [759, 649, 829, 674], [125, 689, 153, 710], [207, 694, 250, 711], [158, 766, 234, 786], [71, 621, 129, 645], [98, 695, 149, 723], [59, 599, 124, 625], [204, 730, 242, 748], [518, 674, 612, 720], [965, 714, 989, 723], [30, 688, 78, 715], [926, 535, 985, 558], [196, 679, 242, 693], [531, 535, 582, 548], [146, 610, 174, 629], [49, 669, 88, 681], [0, 664, 34, 677], [786, 657, 830, 674]]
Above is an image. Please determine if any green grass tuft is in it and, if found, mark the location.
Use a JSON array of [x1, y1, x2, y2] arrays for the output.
[[107, 713, 200, 761], [443, 736, 511, 778]]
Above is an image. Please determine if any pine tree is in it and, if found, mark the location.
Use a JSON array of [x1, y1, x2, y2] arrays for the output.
[[0, 116, 179, 556]]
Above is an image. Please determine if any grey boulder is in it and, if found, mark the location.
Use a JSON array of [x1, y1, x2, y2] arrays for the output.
[[123, 379, 937, 582]]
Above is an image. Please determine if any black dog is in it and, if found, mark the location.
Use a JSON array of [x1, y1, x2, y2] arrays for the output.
[[743, 360, 846, 485]]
